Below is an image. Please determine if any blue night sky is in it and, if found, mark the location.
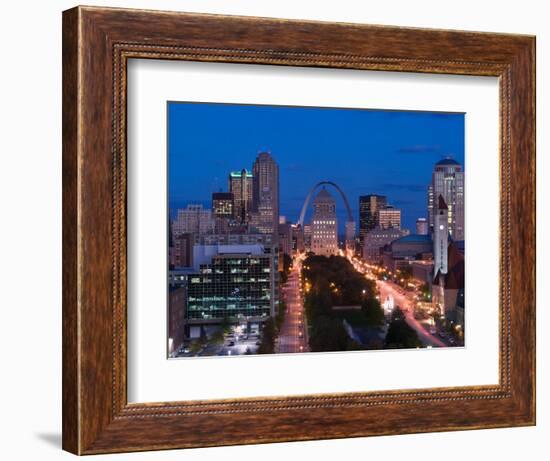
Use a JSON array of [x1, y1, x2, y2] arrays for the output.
[[168, 102, 464, 232]]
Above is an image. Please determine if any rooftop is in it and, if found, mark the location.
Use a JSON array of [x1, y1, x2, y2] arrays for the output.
[[314, 187, 336, 202], [435, 157, 461, 166], [229, 170, 253, 178], [394, 234, 432, 244]]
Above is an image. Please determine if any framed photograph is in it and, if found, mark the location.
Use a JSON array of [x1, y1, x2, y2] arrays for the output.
[[62, 6, 535, 455]]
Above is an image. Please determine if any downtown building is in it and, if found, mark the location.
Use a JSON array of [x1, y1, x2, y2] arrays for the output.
[[427, 157, 465, 240], [228, 169, 253, 223], [212, 191, 235, 234], [278, 217, 294, 257], [212, 192, 234, 219], [186, 244, 278, 338], [311, 187, 338, 256], [377, 205, 401, 230], [431, 194, 465, 326], [168, 286, 187, 356], [362, 226, 409, 263], [172, 204, 214, 237], [250, 151, 279, 235], [416, 217, 429, 235], [359, 194, 387, 239]]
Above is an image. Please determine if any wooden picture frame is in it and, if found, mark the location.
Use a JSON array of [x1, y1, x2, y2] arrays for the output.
[[62, 5, 535, 455]]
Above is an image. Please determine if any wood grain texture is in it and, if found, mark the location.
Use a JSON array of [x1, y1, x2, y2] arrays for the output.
[[62, 5, 536, 455]]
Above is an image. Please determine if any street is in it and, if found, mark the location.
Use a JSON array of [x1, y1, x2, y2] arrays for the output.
[[344, 252, 449, 348], [376, 280, 446, 347], [277, 259, 309, 353]]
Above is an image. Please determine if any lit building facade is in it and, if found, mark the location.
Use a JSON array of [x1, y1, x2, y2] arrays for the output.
[[359, 194, 387, 238], [186, 247, 277, 336], [311, 188, 338, 256], [377, 206, 401, 229], [172, 204, 214, 237], [228, 169, 253, 223], [251, 151, 279, 235], [362, 226, 407, 262], [212, 192, 234, 218], [416, 217, 429, 235], [428, 157, 465, 240]]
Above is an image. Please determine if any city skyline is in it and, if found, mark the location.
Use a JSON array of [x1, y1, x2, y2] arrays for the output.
[[167, 101, 466, 358], [168, 102, 465, 232]]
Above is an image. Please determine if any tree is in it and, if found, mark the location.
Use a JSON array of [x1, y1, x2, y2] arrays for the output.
[[309, 316, 349, 352], [220, 316, 232, 335], [189, 340, 203, 354], [198, 325, 208, 345], [361, 298, 385, 326], [258, 318, 276, 354], [384, 319, 422, 349], [211, 329, 225, 345], [279, 253, 293, 284], [275, 301, 286, 331]]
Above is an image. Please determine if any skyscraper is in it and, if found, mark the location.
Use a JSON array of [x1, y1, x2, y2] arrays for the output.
[[359, 195, 387, 238], [311, 188, 338, 256], [228, 169, 253, 223], [252, 151, 279, 235], [428, 157, 465, 240]]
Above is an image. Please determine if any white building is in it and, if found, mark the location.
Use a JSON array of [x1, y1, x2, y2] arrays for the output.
[[311, 188, 338, 256]]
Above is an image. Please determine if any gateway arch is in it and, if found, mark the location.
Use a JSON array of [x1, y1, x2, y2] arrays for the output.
[[298, 181, 356, 249]]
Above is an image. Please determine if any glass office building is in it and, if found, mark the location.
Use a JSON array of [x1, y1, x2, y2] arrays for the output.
[[187, 252, 276, 321]]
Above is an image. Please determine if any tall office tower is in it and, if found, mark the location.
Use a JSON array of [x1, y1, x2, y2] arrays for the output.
[[377, 206, 401, 230], [311, 188, 338, 256], [172, 204, 214, 237], [416, 217, 429, 235], [252, 151, 279, 235], [228, 169, 253, 223], [428, 157, 465, 240], [359, 195, 388, 239], [433, 195, 449, 275]]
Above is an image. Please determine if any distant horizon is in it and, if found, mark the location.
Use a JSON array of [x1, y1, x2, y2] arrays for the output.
[[168, 101, 465, 232]]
